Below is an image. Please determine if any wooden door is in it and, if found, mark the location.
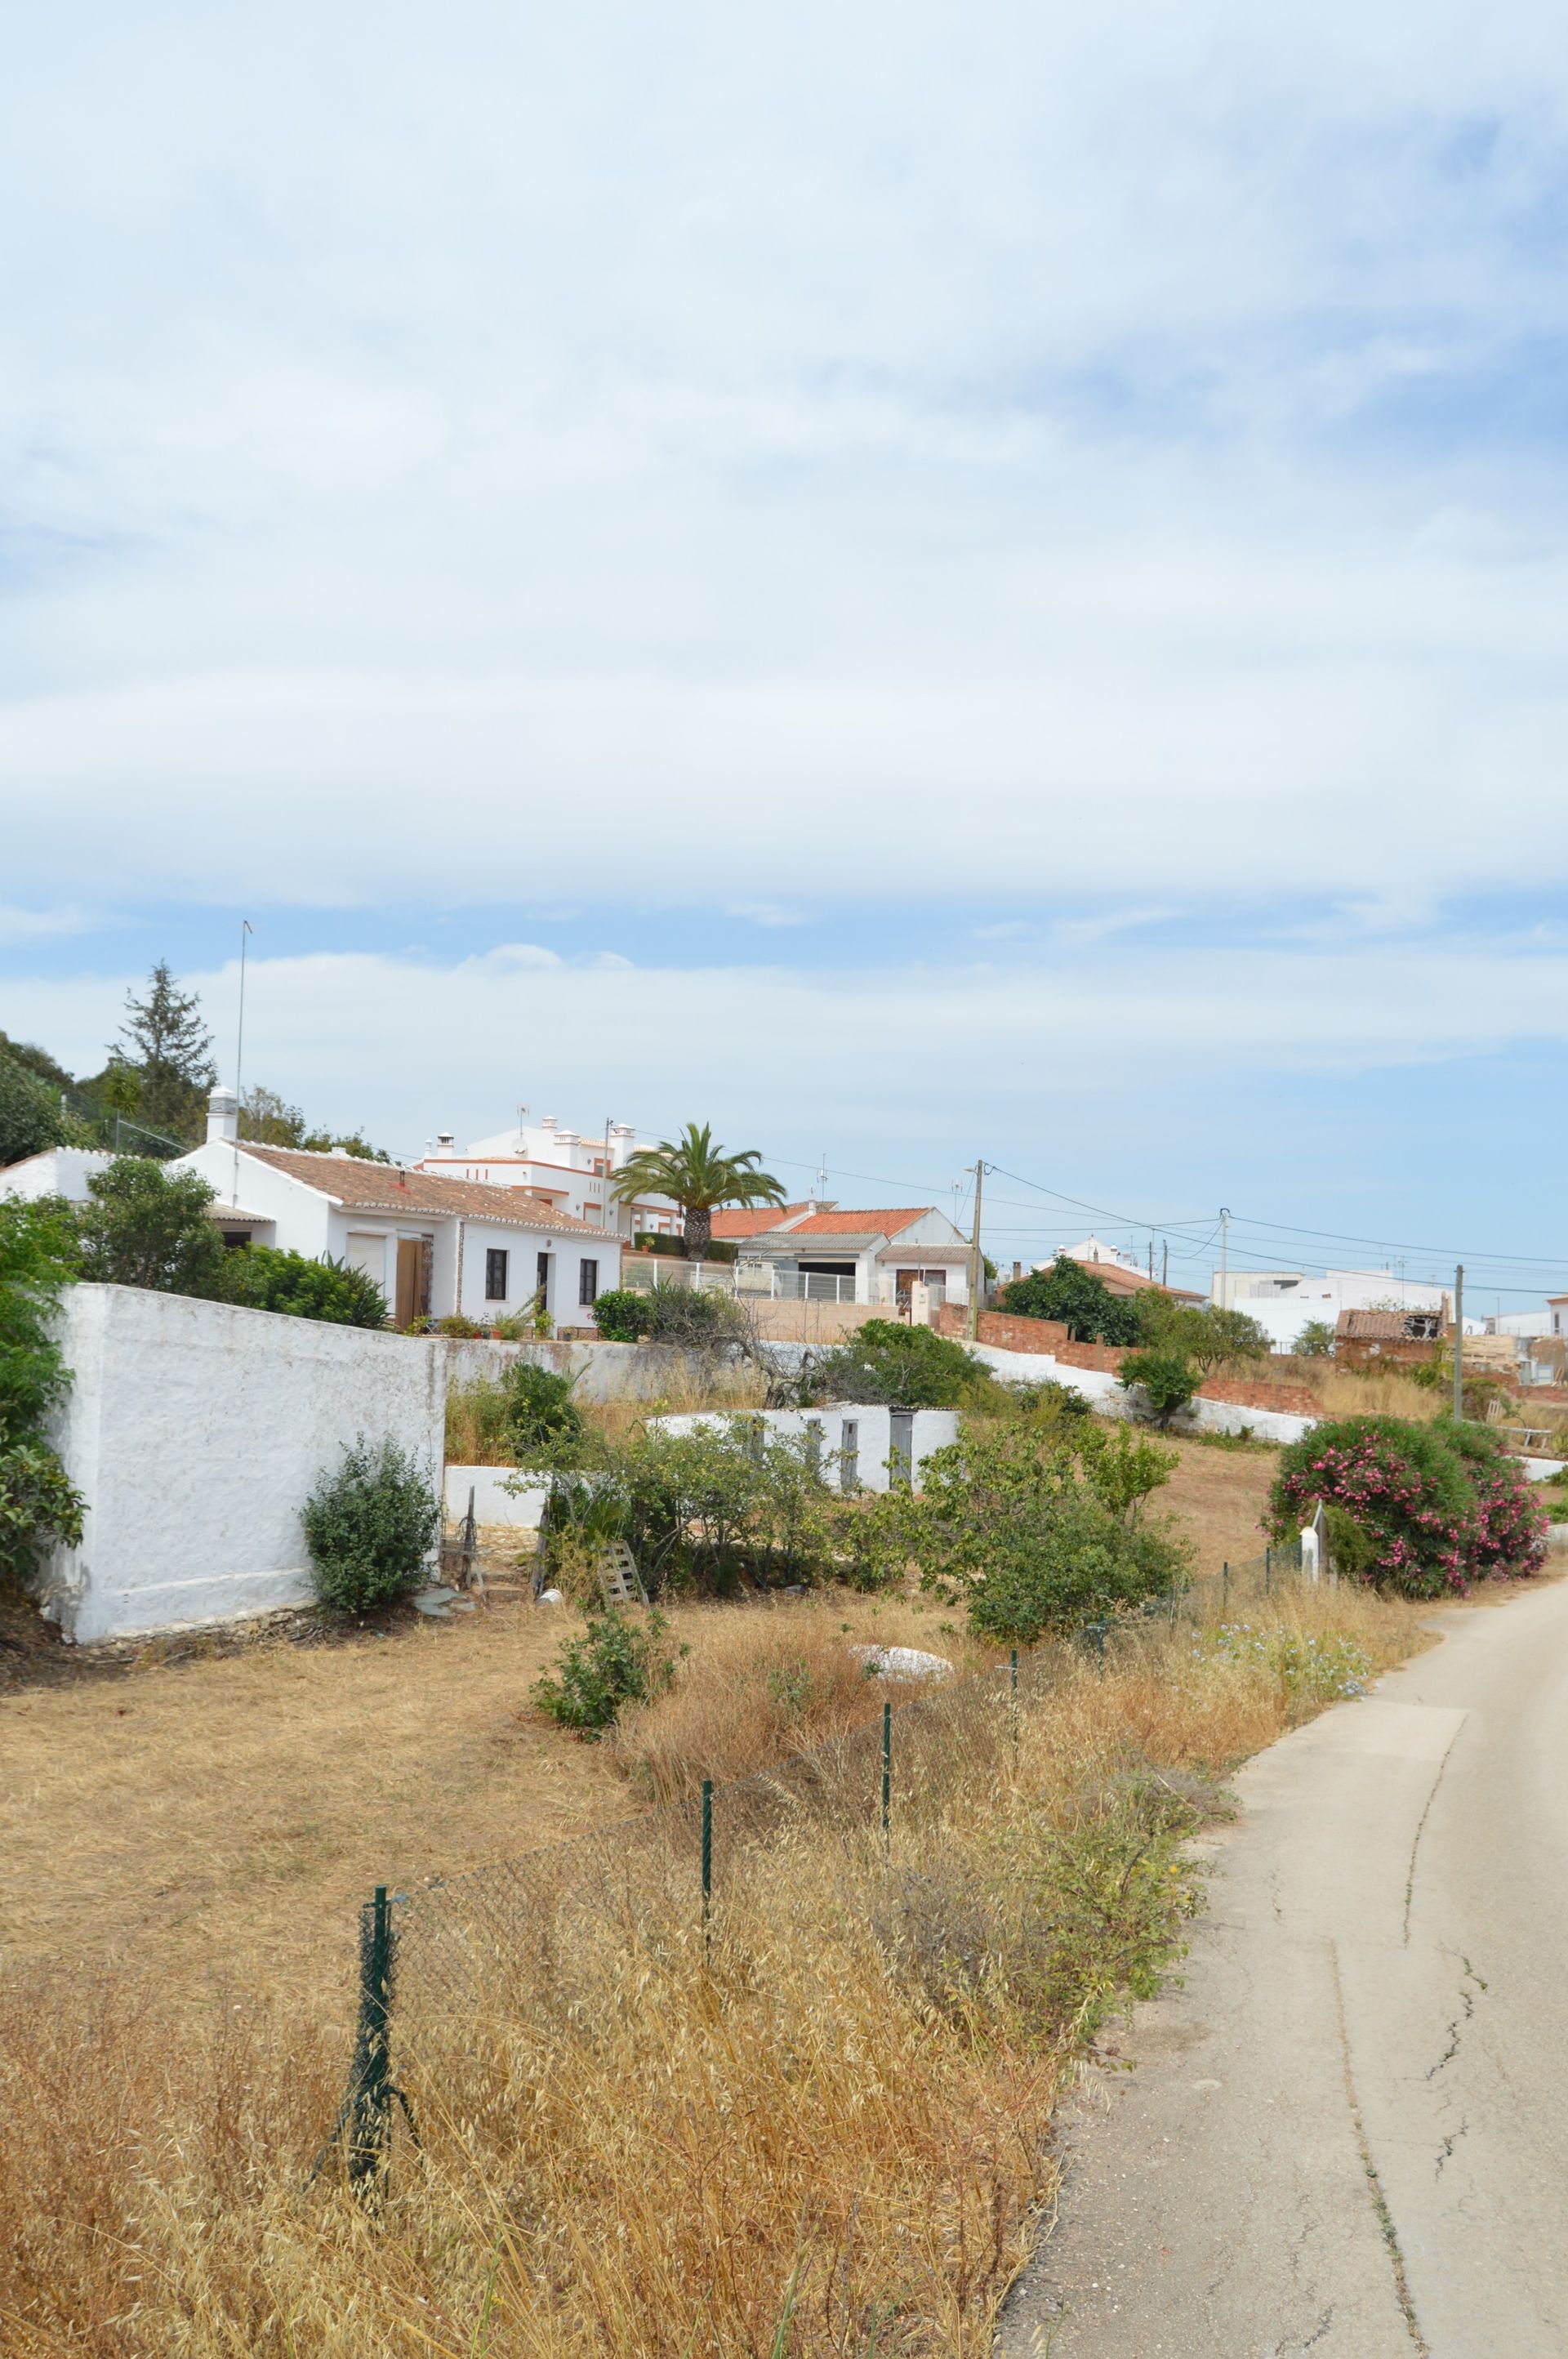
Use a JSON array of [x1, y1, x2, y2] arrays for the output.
[[396, 1238, 421, 1327]]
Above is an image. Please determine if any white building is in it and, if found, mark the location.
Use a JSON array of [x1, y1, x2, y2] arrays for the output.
[[1213, 1265, 1453, 1354], [713, 1203, 972, 1305], [0, 1145, 113, 1202], [174, 1093, 619, 1328], [415, 1113, 676, 1238]]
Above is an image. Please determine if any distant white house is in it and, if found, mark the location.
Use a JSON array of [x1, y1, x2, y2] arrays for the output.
[[1214, 1265, 1454, 1354], [174, 1092, 619, 1328], [712, 1202, 972, 1305], [0, 1145, 113, 1202], [415, 1113, 676, 1237]]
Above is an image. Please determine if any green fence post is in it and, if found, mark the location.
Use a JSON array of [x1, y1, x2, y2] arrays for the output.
[[1222, 1560, 1229, 1612], [1265, 1545, 1272, 1594], [347, 1885, 393, 2207], [1095, 1617, 1107, 1676], [881, 1699, 892, 1859], [1009, 1648, 1019, 1757], [701, 1778, 713, 1951]]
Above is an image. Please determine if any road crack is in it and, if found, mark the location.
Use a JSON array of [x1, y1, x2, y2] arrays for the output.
[[1426, 1961, 1486, 2081], [1436, 2120, 1468, 2178], [1402, 1717, 1466, 1946], [1329, 1940, 1430, 2355]]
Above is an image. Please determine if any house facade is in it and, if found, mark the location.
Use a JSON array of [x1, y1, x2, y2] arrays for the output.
[[174, 1094, 618, 1328], [713, 1202, 972, 1306], [0, 1145, 114, 1202], [415, 1113, 676, 1238]]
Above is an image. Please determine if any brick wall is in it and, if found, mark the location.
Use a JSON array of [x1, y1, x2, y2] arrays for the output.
[[1196, 1373, 1321, 1416], [937, 1304, 1071, 1353]]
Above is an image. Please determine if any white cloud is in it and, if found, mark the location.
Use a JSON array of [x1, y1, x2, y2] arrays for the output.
[[0, 904, 105, 943], [6, 931, 1565, 1173], [3, 4, 1568, 916]]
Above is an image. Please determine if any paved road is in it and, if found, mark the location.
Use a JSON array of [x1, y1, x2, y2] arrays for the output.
[[1001, 1580, 1568, 2357]]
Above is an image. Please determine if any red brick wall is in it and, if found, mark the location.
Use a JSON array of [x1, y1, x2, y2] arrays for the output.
[[938, 1304, 1071, 1353], [1196, 1373, 1320, 1416]]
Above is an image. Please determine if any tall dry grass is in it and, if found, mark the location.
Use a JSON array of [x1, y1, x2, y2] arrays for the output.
[[445, 1370, 770, 1465], [0, 1580, 1426, 2358]]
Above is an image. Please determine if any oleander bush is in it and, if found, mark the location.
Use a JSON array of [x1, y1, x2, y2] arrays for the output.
[[1267, 1413, 1545, 1596]]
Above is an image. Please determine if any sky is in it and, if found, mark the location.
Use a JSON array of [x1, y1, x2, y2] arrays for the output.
[[4, 1, 1568, 1307]]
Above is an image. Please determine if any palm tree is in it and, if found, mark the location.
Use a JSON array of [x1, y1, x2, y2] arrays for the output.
[[610, 1122, 787, 1260]]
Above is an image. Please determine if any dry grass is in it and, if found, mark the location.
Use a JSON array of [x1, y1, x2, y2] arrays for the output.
[[446, 1371, 771, 1465], [613, 1592, 998, 1799], [0, 1569, 1434, 2358]]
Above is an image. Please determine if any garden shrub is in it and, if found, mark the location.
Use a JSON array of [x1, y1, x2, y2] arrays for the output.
[[997, 1257, 1142, 1345], [0, 1050, 78, 1169], [906, 1424, 1188, 1641], [590, 1287, 653, 1342], [1119, 1348, 1199, 1428], [1268, 1413, 1545, 1595], [302, 1437, 442, 1615], [0, 1197, 85, 1585], [223, 1246, 388, 1327], [808, 1318, 992, 1408], [639, 1284, 753, 1351], [501, 1362, 587, 1465], [76, 1157, 230, 1297], [531, 1605, 679, 1737]]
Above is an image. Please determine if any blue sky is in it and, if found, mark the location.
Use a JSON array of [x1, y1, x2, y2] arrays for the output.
[[4, 2, 1568, 1305]]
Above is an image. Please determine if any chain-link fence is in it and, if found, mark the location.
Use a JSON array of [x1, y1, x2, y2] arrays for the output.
[[312, 1539, 1311, 2201]]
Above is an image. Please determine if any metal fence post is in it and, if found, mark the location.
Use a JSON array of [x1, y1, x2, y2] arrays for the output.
[[701, 1778, 713, 1951], [347, 1885, 394, 2205], [1222, 1560, 1229, 1612], [1095, 1617, 1107, 1676], [1009, 1648, 1019, 1756], [1265, 1545, 1272, 1594], [881, 1700, 892, 1858]]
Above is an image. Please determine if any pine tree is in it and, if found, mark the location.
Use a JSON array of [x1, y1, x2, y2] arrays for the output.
[[114, 962, 216, 1143]]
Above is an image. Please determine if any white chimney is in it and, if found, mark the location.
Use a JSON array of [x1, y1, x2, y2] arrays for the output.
[[609, 1122, 636, 1171], [207, 1086, 238, 1144]]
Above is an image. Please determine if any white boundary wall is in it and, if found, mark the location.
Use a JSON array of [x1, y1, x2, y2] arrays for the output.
[[647, 1405, 958, 1492], [41, 1286, 447, 1643], [969, 1344, 1320, 1446]]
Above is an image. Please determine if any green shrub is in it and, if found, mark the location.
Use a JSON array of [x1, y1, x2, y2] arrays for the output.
[[302, 1438, 442, 1615], [809, 1318, 991, 1408], [590, 1287, 653, 1342], [531, 1605, 679, 1737], [639, 1284, 752, 1350], [0, 1438, 85, 1582], [77, 1157, 229, 1296], [906, 1423, 1187, 1640], [1268, 1413, 1545, 1595], [1120, 1349, 1200, 1428], [0, 1052, 77, 1169], [502, 1362, 587, 1465], [998, 1258, 1142, 1345], [1294, 1319, 1336, 1358], [432, 1313, 483, 1338], [1130, 1296, 1269, 1370], [223, 1246, 388, 1327]]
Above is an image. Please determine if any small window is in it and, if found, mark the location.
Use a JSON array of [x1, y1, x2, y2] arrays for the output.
[[484, 1247, 509, 1301], [579, 1258, 599, 1306]]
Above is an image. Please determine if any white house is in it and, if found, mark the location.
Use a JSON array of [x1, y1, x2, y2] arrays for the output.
[[174, 1092, 620, 1328], [713, 1203, 972, 1306], [1209, 1264, 1454, 1354], [415, 1112, 676, 1237], [0, 1145, 114, 1202]]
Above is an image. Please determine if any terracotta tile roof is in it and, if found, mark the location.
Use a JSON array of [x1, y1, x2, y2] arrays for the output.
[[1339, 1309, 1401, 1340], [203, 1204, 274, 1225], [786, 1207, 933, 1237], [710, 1203, 812, 1238], [234, 1145, 609, 1236], [1067, 1254, 1205, 1304]]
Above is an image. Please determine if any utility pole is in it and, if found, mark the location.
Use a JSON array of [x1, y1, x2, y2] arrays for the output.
[[1453, 1263, 1464, 1421], [968, 1160, 985, 1340], [233, 918, 252, 1206], [1218, 1206, 1230, 1308], [1161, 1239, 1168, 1288]]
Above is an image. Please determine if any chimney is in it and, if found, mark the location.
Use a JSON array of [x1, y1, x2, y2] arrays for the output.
[[207, 1087, 238, 1144], [609, 1122, 635, 1171]]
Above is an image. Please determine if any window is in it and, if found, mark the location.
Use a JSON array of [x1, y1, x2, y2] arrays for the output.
[[484, 1247, 509, 1301], [579, 1258, 599, 1305]]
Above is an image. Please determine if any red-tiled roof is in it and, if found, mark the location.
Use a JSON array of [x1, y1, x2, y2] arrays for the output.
[[234, 1145, 608, 1235], [786, 1207, 933, 1237], [710, 1203, 812, 1238]]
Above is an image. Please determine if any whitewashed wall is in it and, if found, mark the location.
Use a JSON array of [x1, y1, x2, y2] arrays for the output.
[[440, 1336, 782, 1401], [647, 1404, 958, 1492], [41, 1285, 447, 1643], [969, 1344, 1320, 1445]]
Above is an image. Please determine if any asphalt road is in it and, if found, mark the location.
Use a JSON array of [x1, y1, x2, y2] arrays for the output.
[[1000, 1578, 1568, 2357]]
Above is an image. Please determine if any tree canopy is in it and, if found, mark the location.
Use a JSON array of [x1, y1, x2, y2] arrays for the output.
[[999, 1256, 1143, 1344], [113, 962, 216, 1144], [610, 1122, 786, 1259]]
